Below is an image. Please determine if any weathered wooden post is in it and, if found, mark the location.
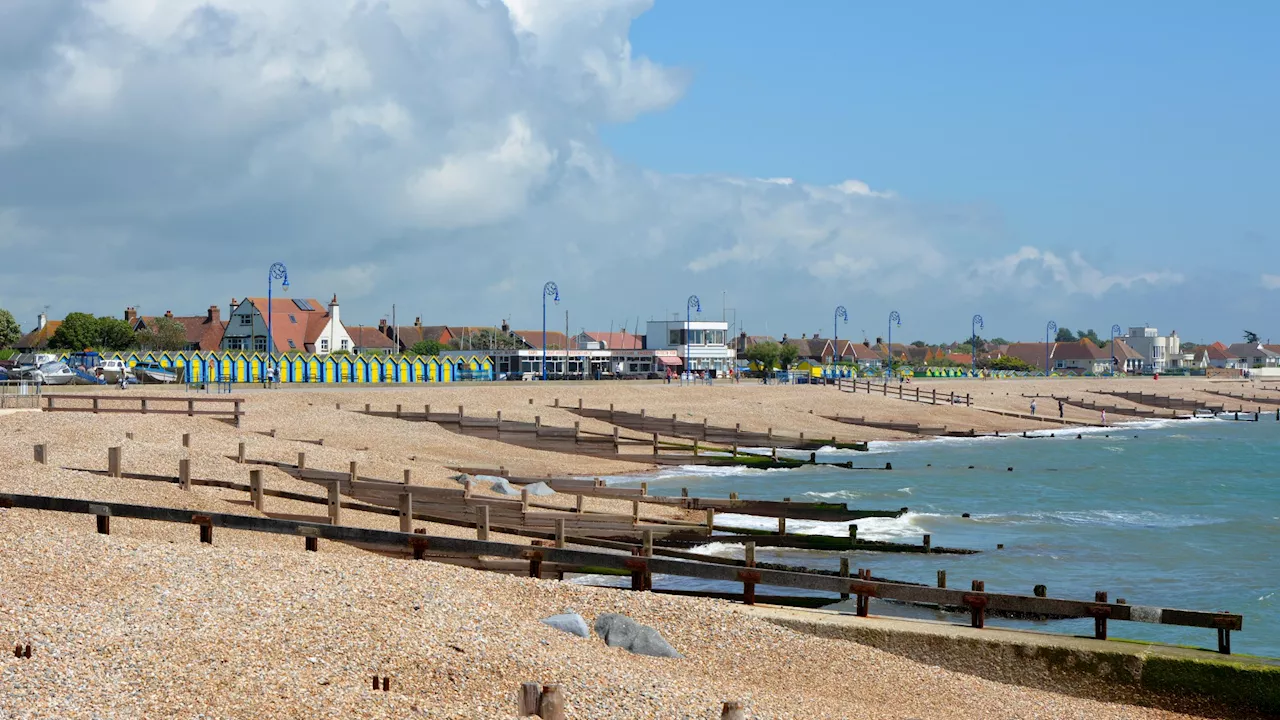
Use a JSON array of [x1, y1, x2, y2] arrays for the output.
[[327, 482, 341, 525], [396, 404, 403, 418], [349, 460, 358, 485], [612, 426, 620, 454], [1094, 591, 1109, 640], [743, 542, 756, 605], [692, 439, 699, 457], [642, 529, 653, 557], [33, 444, 47, 465], [95, 507, 110, 535], [233, 400, 242, 429], [478, 505, 490, 541], [856, 568, 870, 617], [403, 468, 412, 485], [125, 432, 134, 440], [457, 404, 464, 421], [721, 700, 747, 720], [706, 508, 715, 536], [179, 458, 191, 491], [575, 494, 584, 514], [297, 451, 306, 470], [399, 491, 413, 533], [519, 683, 541, 717], [249, 469, 264, 511], [849, 524, 858, 543], [840, 557, 850, 600], [652, 432, 659, 456], [182, 433, 190, 448], [521, 488, 530, 513], [777, 516, 786, 535], [923, 534, 931, 553], [631, 499, 640, 524], [680, 487, 689, 498], [970, 580, 986, 628], [937, 570, 947, 588], [555, 518, 566, 548], [538, 685, 565, 720], [237, 441, 246, 464], [107, 446, 122, 478]]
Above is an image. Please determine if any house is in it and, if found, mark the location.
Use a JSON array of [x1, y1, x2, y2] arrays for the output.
[[1105, 339, 1144, 374], [733, 332, 778, 354], [1227, 343, 1280, 368], [781, 334, 832, 363], [1192, 343, 1241, 370], [842, 342, 884, 371], [1121, 327, 1183, 373], [380, 318, 454, 352], [346, 326, 397, 355], [646, 319, 734, 375], [15, 313, 60, 351], [127, 305, 227, 351], [994, 342, 1056, 372], [221, 295, 352, 355], [1051, 339, 1110, 375]]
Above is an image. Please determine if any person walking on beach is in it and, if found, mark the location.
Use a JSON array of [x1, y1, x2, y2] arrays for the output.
[[1030, 399, 1037, 416], [1058, 400, 1064, 419], [1101, 409, 1107, 426], [265, 365, 275, 389]]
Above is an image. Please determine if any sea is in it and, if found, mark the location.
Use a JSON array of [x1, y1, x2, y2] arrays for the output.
[[589, 417, 1280, 658]]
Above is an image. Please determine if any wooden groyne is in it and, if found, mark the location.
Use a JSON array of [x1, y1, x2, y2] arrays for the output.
[[559, 402, 868, 451], [1095, 391, 1223, 414], [0, 491, 1243, 654], [1030, 394, 1186, 420], [358, 404, 851, 469], [837, 378, 971, 407]]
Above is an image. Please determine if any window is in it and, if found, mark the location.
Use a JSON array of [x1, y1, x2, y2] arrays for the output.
[[292, 299, 314, 311], [254, 337, 267, 352], [669, 329, 681, 345], [239, 315, 252, 325], [320, 339, 329, 352], [1055, 360, 1066, 369], [340, 339, 349, 350], [289, 314, 297, 324], [225, 337, 247, 350], [689, 329, 705, 345], [288, 340, 296, 349]]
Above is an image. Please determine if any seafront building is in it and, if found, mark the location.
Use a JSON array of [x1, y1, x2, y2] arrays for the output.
[[645, 318, 735, 375]]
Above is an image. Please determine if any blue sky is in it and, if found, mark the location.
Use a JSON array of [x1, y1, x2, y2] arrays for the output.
[[0, 0, 1276, 344]]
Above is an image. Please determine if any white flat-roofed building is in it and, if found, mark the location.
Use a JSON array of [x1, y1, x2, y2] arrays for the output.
[[645, 319, 735, 375], [1123, 326, 1182, 373]]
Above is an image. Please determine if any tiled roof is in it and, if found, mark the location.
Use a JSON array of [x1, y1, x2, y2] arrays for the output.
[[1107, 339, 1144, 361], [135, 314, 226, 351], [584, 331, 643, 350], [1051, 339, 1107, 361], [347, 326, 395, 350], [16, 322, 61, 350], [1000, 342, 1055, 371], [385, 325, 452, 350], [513, 330, 570, 350]]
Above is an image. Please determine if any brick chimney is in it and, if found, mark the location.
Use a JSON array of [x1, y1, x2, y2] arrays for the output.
[[229, 298, 237, 318], [124, 307, 137, 323], [207, 305, 220, 323], [414, 316, 422, 327], [378, 318, 387, 331]]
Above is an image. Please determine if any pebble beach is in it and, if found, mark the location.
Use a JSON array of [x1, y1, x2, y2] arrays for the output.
[[2, 377, 1268, 718]]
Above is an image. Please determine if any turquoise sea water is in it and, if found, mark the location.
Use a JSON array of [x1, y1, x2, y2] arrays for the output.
[[604, 418, 1280, 657]]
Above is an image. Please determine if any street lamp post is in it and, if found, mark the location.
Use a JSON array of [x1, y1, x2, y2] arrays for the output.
[[267, 262, 289, 383], [1110, 324, 1122, 376], [542, 281, 560, 381], [971, 314, 984, 376], [686, 295, 701, 379], [1045, 320, 1058, 377], [834, 305, 848, 368], [886, 310, 901, 383]]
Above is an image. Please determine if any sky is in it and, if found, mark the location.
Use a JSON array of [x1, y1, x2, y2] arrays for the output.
[[0, 0, 1276, 345]]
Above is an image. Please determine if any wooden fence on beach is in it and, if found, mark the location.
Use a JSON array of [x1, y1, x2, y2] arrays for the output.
[[42, 394, 245, 427], [0, 491, 1242, 654], [1094, 391, 1223, 414]]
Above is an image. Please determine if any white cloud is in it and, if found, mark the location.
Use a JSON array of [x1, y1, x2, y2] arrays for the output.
[[0, 0, 1203, 335], [1263, 274, 1280, 290], [967, 246, 1183, 298]]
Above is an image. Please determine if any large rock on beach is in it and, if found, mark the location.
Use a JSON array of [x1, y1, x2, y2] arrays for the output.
[[523, 481, 555, 496], [540, 611, 590, 638], [593, 613, 682, 658], [488, 478, 521, 496]]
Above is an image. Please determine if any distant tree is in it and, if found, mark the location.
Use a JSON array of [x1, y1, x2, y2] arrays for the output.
[[778, 342, 799, 371], [745, 341, 781, 372], [1055, 328, 1076, 342], [910, 340, 927, 348], [95, 317, 136, 351], [988, 337, 1010, 346], [409, 339, 444, 356], [1076, 328, 1100, 345], [135, 317, 187, 351], [979, 355, 1034, 371], [449, 328, 524, 351], [49, 312, 99, 350], [1244, 330, 1260, 344], [0, 308, 19, 349]]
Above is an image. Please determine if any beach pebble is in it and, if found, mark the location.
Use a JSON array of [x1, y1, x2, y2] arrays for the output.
[[540, 611, 589, 638]]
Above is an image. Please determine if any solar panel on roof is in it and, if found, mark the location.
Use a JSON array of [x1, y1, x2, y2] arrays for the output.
[[292, 299, 313, 311]]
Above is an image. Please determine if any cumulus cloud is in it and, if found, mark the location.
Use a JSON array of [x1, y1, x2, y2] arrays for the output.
[[966, 247, 1184, 298], [0, 0, 1192, 336], [1263, 274, 1280, 290]]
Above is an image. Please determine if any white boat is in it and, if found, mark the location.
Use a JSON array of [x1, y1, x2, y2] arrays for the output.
[[99, 358, 131, 383], [131, 361, 177, 384], [10, 352, 58, 380], [30, 361, 76, 385]]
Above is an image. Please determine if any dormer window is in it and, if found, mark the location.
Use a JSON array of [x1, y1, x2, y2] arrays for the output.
[[289, 314, 297, 324]]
